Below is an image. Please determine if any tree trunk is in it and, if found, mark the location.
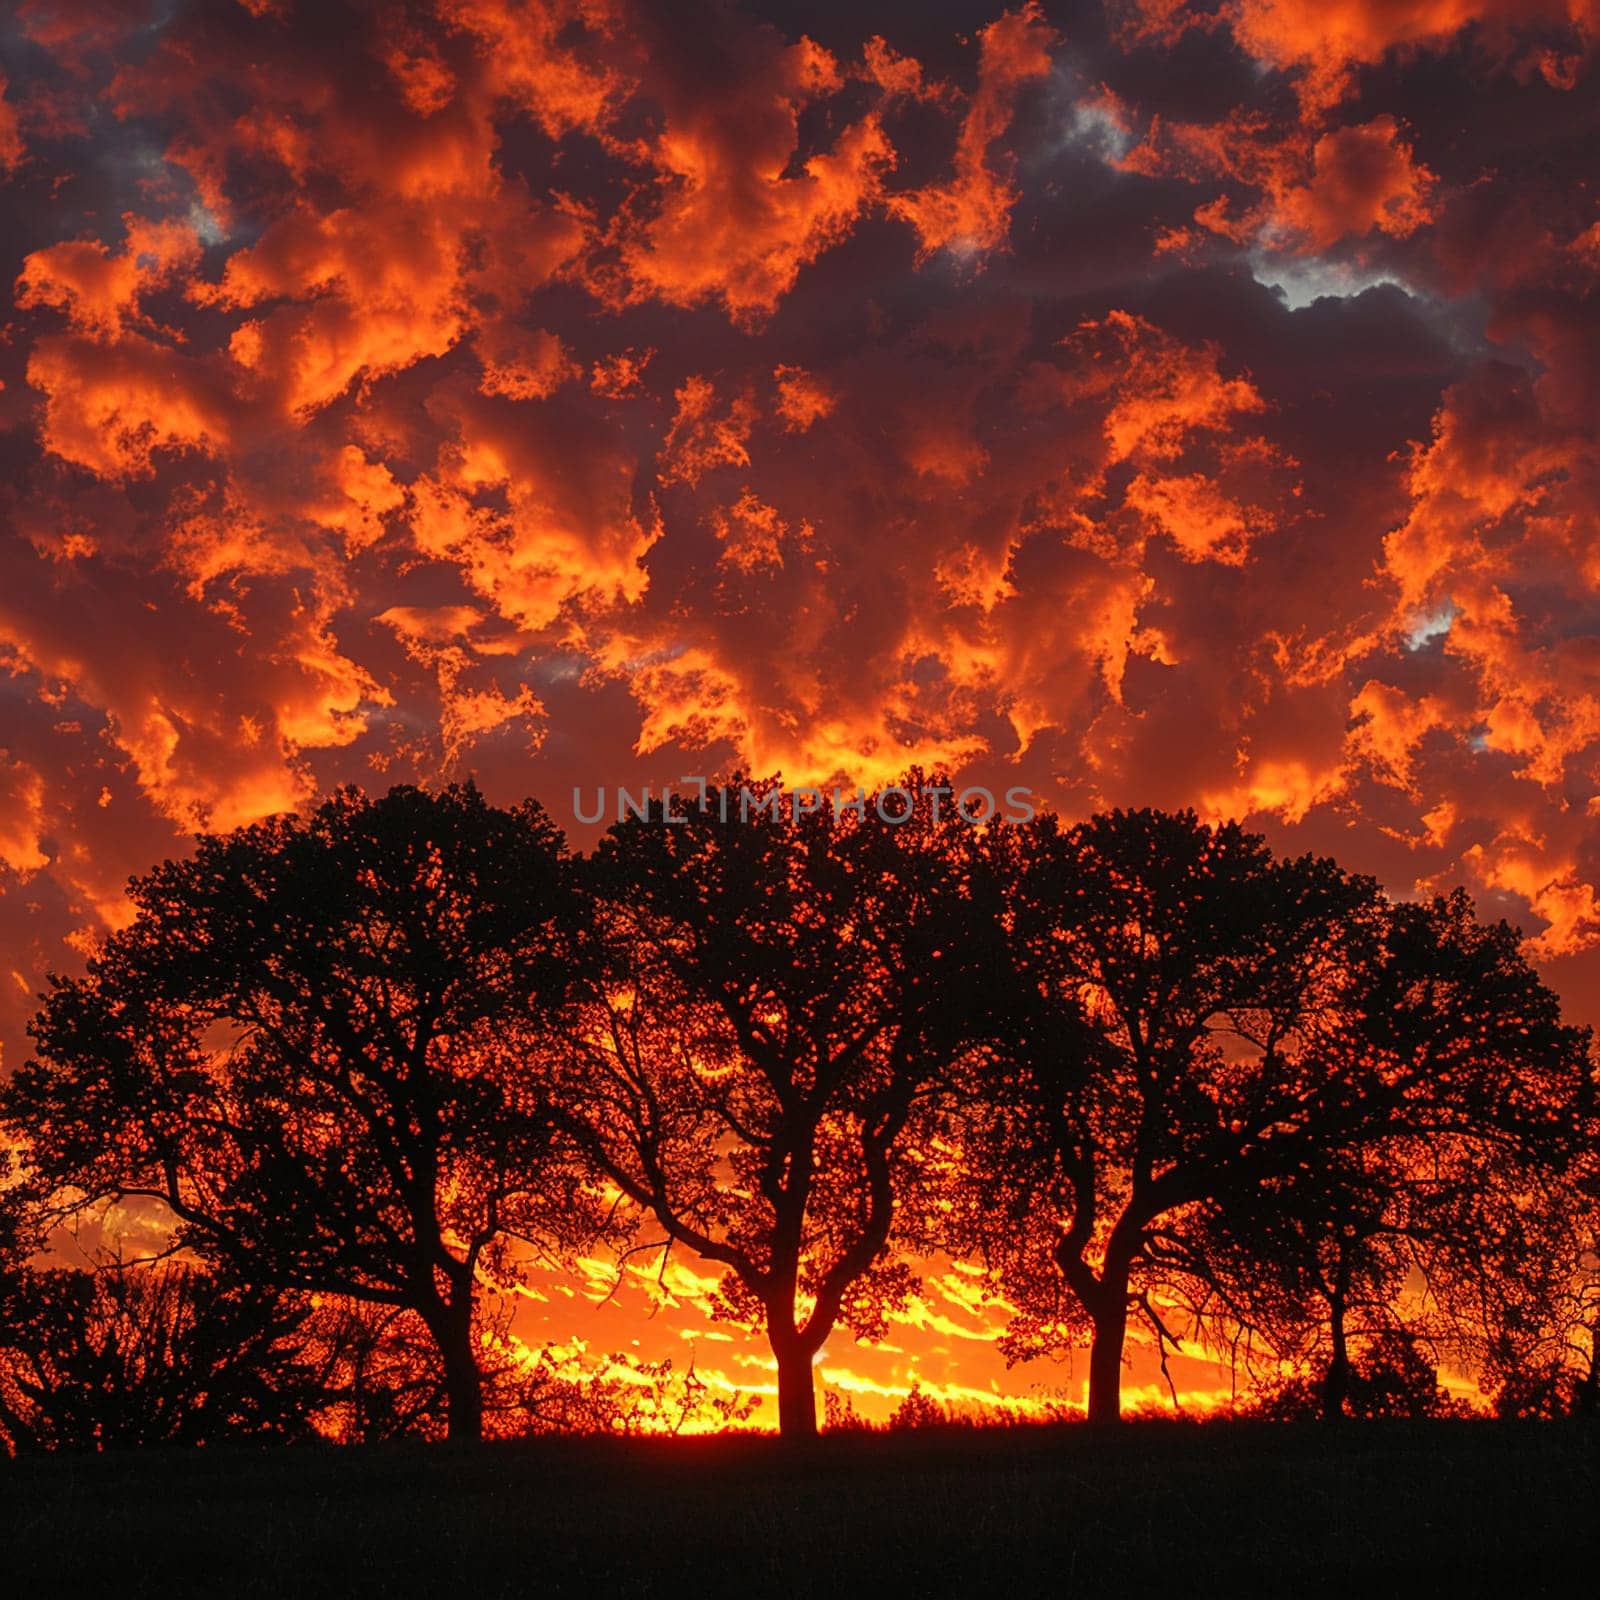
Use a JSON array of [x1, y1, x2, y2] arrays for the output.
[[766, 1208, 820, 1438], [1322, 1249, 1351, 1422], [772, 1334, 819, 1438], [1321, 1337, 1350, 1421], [431, 1300, 484, 1445], [1086, 1295, 1129, 1424]]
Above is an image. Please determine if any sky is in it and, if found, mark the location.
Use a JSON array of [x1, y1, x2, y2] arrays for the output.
[[0, 0, 1597, 1423]]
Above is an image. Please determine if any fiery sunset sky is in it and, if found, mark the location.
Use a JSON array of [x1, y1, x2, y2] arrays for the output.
[[1, 0, 1598, 1421]]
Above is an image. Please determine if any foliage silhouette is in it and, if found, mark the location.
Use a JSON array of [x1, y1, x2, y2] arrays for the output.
[[1240, 1334, 1475, 1421], [1, 783, 1595, 1442], [943, 810, 1595, 1422], [0, 1251, 326, 1453], [2, 784, 599, 1443], [544, 775, 1009, 1436]]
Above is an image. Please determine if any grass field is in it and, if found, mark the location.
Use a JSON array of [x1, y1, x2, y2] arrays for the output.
[[4, 1421, 1595, 1597]]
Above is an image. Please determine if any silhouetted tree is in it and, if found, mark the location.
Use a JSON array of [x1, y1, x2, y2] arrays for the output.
[[0, 1255, 325, 1453], [510, 1346, 761, 1437], [888, 1384, 951, 1429], [2, 784, 597, 1443], [546, 776, 1005, 1437], [1243, 1333, 1474, 1421], [296, 1296, 451, 1442], [954, 811, 1593, 1423], [1171, 1141, 1481, 1419], [297, 1288, 761, 1441], [1427, 1163, 1600, 1418], [1204, 898, 1598, 1420]]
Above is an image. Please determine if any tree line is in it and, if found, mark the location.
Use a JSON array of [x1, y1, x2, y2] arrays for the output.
[[1, 778, 1596, 1448]]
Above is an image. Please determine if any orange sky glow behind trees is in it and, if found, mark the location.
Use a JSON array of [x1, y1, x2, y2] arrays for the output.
[[0, 0, 1597, 1427]]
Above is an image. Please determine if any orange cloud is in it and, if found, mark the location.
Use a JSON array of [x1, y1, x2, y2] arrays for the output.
[[1117, 1, 1599, 111], [307, 446, 408, 557], [1270, 116, 1437, 249], [197, 197, 567, 415], [16, 216, 201, 338], [0, 754, 50, 876], [888, 2, 1055, 262], [436, 0, 626, 141], [2, 0, 1599, 1329], [1457, 832, 1600, 958], [408, 383, 655, 635], [607, 34, 893, 324], [0, 593, 382, 836], [1227, 0, 1598, 109], [25, 334, 232, 478], [1041, 310, 1268, 473], [772, 365, 836, 432], [473, 325, 579, 403], [377, 605, 545, 769], [659, 376, 756, 486], [1122, 110, 1436, 256], [711, 491, 805, 577]]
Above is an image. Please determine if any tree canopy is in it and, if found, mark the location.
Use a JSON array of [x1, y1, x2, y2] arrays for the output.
[[1, 783, 1594, 1443], [2, 783, 596, 1442], [542, 777, 1009, 1435], [941, 809, 1594, 1422]]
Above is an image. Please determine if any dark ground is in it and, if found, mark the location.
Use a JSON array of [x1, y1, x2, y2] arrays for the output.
[[3, 1420, 1594, 1597]]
